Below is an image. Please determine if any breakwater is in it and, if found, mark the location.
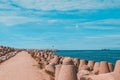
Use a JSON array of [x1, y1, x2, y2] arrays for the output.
[[0, 46, 20, 63], [28, 49, 120, 80], [0, 46, 120, 80]]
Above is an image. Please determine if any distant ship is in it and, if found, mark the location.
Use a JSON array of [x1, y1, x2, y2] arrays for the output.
[[101, 49, 110, 51]]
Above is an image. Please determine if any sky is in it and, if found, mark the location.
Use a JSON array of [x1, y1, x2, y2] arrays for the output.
[[0, 0, 120, 50]]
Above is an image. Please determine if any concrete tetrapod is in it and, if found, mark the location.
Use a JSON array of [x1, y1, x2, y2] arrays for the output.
[[114, 60, 120, 74], [58, 65, 77, 80], [45, 63, 55, 73], [93, 62, 100, 74], [50, 56, 59, 64], [108, 63, 114, 72], [88, 60, 95, 71], [99, 61, 110, 74], [79, 60, 87, 70], [62, 57, 74, 65], [73, 58, 80, 67], [55, 65, 62, 80], [112, 60, 120, 80]]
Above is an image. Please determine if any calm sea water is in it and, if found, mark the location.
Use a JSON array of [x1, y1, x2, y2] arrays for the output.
[[54, 50, 120, 65]]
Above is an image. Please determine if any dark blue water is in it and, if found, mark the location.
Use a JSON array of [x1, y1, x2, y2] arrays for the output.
[[54, 50, 120, 65]]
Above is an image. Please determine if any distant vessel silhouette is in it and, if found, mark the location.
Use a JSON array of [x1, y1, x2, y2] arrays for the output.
[[101, 49, 110, 51]]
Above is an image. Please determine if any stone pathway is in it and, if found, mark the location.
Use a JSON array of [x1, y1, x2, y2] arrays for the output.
[[0, 51, 50, 80]]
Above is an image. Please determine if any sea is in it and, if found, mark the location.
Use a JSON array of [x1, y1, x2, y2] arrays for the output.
[[54, 50, 120, 65]]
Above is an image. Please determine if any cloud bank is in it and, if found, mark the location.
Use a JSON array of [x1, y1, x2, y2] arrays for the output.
[[0, 0, 120, 11]]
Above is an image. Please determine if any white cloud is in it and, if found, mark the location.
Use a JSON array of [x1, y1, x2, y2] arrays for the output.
[[0, 3, 11, 9], [76, 19, 120, 30], [83, 19, 120, 25], [86, 36, 105, 39], [0, 0, 9, 3], [75, 24, 79, 28], [64, 19, 120, 30], [84, 26, 115, 30], [9, 0, 120, 10], [105, 35, 120, 38], [85, 34, 120, 39], [0, 16, 41, 26], [0, 0, 19, 10], [47, 19, 58, 23]]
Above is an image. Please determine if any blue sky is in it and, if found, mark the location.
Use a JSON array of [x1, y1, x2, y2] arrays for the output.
[[0, 0, 120, 50]]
